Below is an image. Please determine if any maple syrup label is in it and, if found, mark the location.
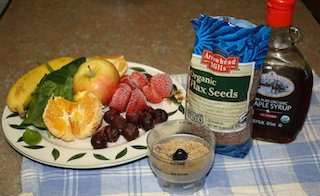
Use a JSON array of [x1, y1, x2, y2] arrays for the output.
[[252, 67, 313, 142], [253, 71, 295, 128], [253, 97, 293, 125], [186, 53, 255, 132], [258, 71, 295, 98]]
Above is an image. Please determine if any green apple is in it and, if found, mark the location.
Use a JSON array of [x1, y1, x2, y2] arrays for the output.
[[73, 59, 120, 105]]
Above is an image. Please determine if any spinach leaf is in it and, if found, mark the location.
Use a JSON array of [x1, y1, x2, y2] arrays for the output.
[[21, 57, 86, 129], [22, 128, 42, 145]]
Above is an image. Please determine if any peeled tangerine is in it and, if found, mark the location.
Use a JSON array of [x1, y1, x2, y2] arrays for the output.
[[43, 91, 103, 142]]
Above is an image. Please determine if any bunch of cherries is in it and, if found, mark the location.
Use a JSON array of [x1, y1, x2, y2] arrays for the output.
[[91, 107, 168, 149]]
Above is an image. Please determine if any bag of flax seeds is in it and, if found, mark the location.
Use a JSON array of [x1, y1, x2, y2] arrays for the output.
[[186, 14, 270, 158]]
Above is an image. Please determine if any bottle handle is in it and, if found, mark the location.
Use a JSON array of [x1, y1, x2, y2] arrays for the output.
[[289, 26, 303, 43]]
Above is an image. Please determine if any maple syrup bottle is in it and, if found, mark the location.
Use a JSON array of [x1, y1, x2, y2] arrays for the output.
[[252, 0, 313, 143]]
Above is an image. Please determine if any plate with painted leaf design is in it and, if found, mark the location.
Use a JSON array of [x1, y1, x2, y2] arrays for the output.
[[2, 62, 186, 169]]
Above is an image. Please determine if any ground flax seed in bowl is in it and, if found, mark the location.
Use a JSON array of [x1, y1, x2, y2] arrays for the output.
[[153, 137, 210, 160], [147, 120, 215, 194], [186, 14, 271, 158]]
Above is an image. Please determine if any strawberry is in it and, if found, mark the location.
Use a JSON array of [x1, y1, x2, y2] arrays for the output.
[[142, 84, 163, 103], [126, 88, 148, 114], [109, 83, 132, 112], [130, 72, 149, 89], [120, 75, 136, 89], [150, 74, 172, 98], [120, 75, 130, 83]]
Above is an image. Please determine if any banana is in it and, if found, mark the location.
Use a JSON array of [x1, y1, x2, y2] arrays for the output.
[[6, 57, 75, 117]]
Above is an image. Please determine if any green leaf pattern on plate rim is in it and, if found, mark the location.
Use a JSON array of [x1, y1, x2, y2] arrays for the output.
[[67, 153, 86, 162], [52, 148, 60, 161], [93, 154, 110, 161], [116, 148, 128, 159]]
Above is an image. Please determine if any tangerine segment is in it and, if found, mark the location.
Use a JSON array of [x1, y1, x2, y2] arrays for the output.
[[43, 91, 103, 142], [70, 91, 103, 139], [43, 96, 75, 141]]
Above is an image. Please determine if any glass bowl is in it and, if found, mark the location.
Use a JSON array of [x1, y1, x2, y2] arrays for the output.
[[147, 119, 215, 194]]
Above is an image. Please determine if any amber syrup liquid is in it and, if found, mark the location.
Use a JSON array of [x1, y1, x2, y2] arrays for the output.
[[252, 66, 313, 143]]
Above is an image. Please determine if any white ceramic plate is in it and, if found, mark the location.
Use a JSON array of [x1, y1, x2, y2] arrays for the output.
[[2, 62, 186, 169]]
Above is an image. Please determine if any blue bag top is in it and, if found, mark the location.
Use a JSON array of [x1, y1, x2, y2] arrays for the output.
[[191, 14, 271, 70]]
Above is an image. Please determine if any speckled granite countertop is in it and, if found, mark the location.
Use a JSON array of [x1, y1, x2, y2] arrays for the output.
[[0, 0, 319, 195]]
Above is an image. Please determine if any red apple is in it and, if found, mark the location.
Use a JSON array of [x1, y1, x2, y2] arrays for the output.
[[73, 59, 120, 105]]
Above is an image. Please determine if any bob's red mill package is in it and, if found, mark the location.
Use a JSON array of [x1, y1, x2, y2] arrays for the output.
[[185, 14, 271, 158]]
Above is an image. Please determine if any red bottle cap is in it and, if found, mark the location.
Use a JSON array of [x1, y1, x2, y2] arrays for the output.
[[266, 0, 296, 27]]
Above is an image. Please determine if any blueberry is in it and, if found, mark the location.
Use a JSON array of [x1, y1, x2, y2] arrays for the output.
[[172, 149, 188, 160]]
